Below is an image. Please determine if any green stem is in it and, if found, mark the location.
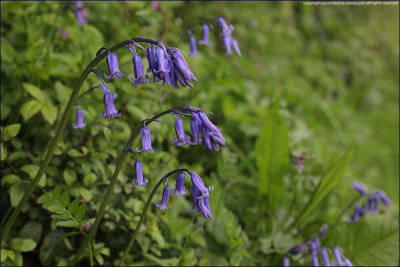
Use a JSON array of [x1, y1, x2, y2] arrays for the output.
[[1, 38, 159, 243], [72, 107, 191, 264], [119, 169, 189, 265], [88, 241, 94, 267]]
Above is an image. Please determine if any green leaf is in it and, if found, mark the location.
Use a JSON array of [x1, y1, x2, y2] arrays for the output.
[[20, 100, 42, 121], [83, 173, 96, 186], [37, 194, 51, 204], [59, 191, 70, 207], [47, 204, 65, 214], [1, 143, 5, 161], [40, 104, 58, 125], [10, 182, 29, 207], [1, 174, 20, 185], [295, 151, 353, 226], [7, 250, 15, 261], [39, 230, 66, 266], [79, 187, 92, 201], [20, 164, 46, 187], [75, 204, 86, 222], [10, 238, 37, 252], [52, 186, 61, 200], [68, 199, 80, 216], [20, 221, 43, 243], [2, 124, 21, 141], [23, 83, 47, 103], [255, 102, 290, 212], [67, 149, 83, 157], [56, 220, 79, 228], [1, 249, 7, 262], [63, 169, 76, 186]]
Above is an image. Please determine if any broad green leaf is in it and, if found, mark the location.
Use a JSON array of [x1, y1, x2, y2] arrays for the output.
[[20, 100, 41, 121], [59, 191, 70, 207], [67, 149, 83, 157], [1, 174, 20, 185], [47, 204, 65, 214], [7, 250, 14, 261], [10, 182, 29, 207], [22, 83, 47, 103], [10, 238, 37, 252], [75, 204, 86, 222], [295, 151, 353, 226], [255, 102, 290, 212], [20, 164, 46, 187], [40, 104, 57, 125], [63, 169, 76, 186], [52, 186, 61, 200], [79, 187, 92, 201], [1, 249, 7, 262], [39, 230, 66, 266], [83, 173, 96, 186], [56, 220, 79, 228], [68, 199, 80, 216], [20, 221, 43, 243], [2, 124, 21, 141]]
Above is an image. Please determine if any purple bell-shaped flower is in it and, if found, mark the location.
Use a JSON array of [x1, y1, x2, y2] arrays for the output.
[[198, 24, 211, 46], [172, 115, 191, 146], [130, 160, 148, 186], [154, 183, 172, 210], [136, 126, 157, 153], [188, 36, 200, 56], [104, 53, 126, 79], [72, 107, 87, 129], [172, 172, 188, 196], [100, 84, 121, 119]]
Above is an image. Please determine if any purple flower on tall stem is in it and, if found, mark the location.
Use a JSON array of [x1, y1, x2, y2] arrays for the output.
[[189, 186, 200, 212], [72, 107, 87, 129], [351, 181, 366, 195], [130, 160, 148, 186], [154, 183, 172, 210], [126, 44, 146, 86], [189, 36, 200, 56], [333, 247, 344, 266], [189, 113, 202, 145], [100, 84, 121, 119], [377, 190, 392, 206], [155, 47, 169, 73], [170, 50, 198, 85], [217, 17, 229, 32], [172, 114, 191, 146], [283, 256, 290, 267], [136, 126, 157, 153], [198, 196, 212, 219], [104, 53, 126, 79], [222, 34, 232, 55], [172, 172, 187, 196], [199, 24, 211, 46]]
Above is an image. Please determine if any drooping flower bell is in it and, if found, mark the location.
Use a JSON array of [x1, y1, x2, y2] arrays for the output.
[[189, 113, 202, 145], [188, 36, 200, 56], [189, 186, 200, 212], [349, 204, 363, 222], [377, 190, 392, 206], [154, 182, 172, 210], [74, 9, 86, 25], [198, 24, 211, 46], [155, 47, 169, 73], [126, 44, 146, 86], [217, 17, 229, 33], [321, 248, 331, 267], [74, 1, 84, 9], [136, 126, 157, 153], [189, 170, 213, 197], [288, 244, 304, 255], [367, 194, 379, 213], [198, 196, 212, 219], [283, 256, 290, 267], [172, 114, 191, 146], [72, 107, 87, 129], [351, 181, 366, 195], [130, 160, 148, 186], [230, 37, 241, 56], [311, 256, 319, 267], [172, 172, 187, 196], [319, 224, 328, 237], [343, 258, 353, 267], [104, 53, 126, 80], [170, 50, 198, 87], [333, 247, 344, 266], [222, 34, 233, 55], [100, 84, 121, 119]]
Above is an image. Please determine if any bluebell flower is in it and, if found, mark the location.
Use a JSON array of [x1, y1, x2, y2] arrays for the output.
[[74, 9, 86, 25], [198, 196, 212, 219], [100, 84, 121, 119], [172, 115, 191, 146], [333, 247, 344, 266], [343, 258, 353, 266], [288, 244, 304, 255], [189, 113, 202, 145], [217, 17, 229, 32], [155, 47, 169, 73], [168, 60, 179, 89], [172, 172, 187, 196], [72, 107, 87, 129], [230, 37, 241, 56], [189, 36, 200, 56], [104, 53, 126, 79], [283, 256, 290, 267], [367, 194, 379, 213], [309, 240, 318, 257], [222, 34, 233, 55], [189, 170, 213, 197], [130, 160, 148, 186], [199, 24, 211, 46], [126, 44, 147, 86], [171, 50, 198, 85], [349, 204, 363, 222], [197, 111, 220, 133], [136, 126, 157, 153], [154, 183, 172, 210], [319, 224, 328, 237], [74, 1, 84, 9], [189, 186, 200, 212], [311, 256, 319, 267], [321, 248, 331, 267], [351, 181, 366, 195], [377, 190, 392, 206], [202, 126, 212, 150]]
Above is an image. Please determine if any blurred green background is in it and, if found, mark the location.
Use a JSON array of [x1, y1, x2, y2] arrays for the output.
[[1, 1, 399, 266]]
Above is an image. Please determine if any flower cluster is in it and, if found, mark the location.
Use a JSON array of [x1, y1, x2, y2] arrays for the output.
[[349, 181, 392, 222], [153, 171, 213, 219], [283, 225, 353, 267], [126, 40, 198, 89], [187, 17, 241, 57]]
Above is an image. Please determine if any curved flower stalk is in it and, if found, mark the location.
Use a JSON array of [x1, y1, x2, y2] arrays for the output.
[[1, 37, 180, 245], [282, 225, 353, 267]]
